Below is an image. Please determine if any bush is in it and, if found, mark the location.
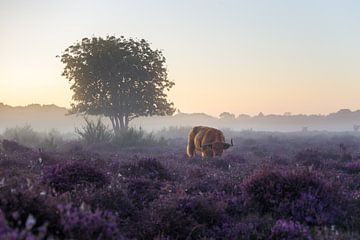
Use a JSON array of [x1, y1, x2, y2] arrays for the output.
[[243, 169, 342, 226], [2, 125, 40, 148], [1, 139, 31, 153], [44, 162, 109, 193], [76, 117, 113, 145], [39, 129, 65, 151]]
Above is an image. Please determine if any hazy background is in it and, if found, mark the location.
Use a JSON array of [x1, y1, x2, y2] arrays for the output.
[[1, 0, 360, 117], [1, 103, 360, 133]]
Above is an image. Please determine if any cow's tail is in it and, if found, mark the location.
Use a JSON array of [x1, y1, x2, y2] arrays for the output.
[[187, 126, 201, 158]]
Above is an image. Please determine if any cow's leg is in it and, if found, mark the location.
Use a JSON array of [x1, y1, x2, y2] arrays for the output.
[[187, 133, 196, 158]]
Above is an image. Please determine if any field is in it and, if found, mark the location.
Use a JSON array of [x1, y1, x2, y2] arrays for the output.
[[1, 132, 360, 239]]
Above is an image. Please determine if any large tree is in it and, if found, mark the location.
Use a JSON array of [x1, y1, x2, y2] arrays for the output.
[[60, 36, 175, 134]]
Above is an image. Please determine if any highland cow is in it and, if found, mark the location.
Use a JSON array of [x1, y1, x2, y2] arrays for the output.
[[187, 126, 233, 159]]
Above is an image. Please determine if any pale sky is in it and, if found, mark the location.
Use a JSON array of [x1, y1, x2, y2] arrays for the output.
[[0, 0, 360, 117]]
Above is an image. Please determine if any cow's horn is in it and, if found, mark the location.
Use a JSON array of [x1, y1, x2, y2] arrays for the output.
[[201, 143, 212, 148]]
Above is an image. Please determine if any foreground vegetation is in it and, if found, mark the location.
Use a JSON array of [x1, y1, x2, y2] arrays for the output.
[[1, 132, 360, 239]]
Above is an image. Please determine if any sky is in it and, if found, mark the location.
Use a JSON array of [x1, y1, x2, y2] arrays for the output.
[[0, 0, 360, 117]]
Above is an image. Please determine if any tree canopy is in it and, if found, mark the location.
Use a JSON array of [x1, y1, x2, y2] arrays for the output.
[[60, 36, 175, 133]]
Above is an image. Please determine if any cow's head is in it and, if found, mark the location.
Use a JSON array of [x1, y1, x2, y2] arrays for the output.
[[201, 139, 233, 157]]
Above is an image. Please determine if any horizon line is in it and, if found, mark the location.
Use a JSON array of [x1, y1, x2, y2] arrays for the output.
[[0, 102, 358, 118]]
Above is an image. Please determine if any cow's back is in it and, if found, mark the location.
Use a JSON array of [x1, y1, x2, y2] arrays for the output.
[[193, 126, 224, 150]]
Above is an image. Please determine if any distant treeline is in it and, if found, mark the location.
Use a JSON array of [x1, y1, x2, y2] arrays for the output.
[[1, 103, 360, 132]]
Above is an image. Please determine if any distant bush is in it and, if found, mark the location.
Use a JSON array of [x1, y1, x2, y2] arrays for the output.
[[75, 117, 113, 145], [243, 169, 342, 226], [1, 139, 31, 153], [44, 162, 109, 193], [113, 127, 166, 147], [40, 129, 66, 151], [2, 125, 66, 151], [2, 125, 40, 147]]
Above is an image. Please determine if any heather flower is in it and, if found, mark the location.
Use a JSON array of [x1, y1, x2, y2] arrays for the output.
[[270, 219, 312, 240], [43, 162, 109, 193], [243, 169, 342, 226], [342, 161, 360, 174], [0, 190, 62, 237], [127, 178, 161, 208], [119, 158, 171, 180], [58, 204, 125, 240], [88, 186, 136, 219]]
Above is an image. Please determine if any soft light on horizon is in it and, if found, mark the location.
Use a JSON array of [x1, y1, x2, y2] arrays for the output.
[[1, 0, 360, 117]]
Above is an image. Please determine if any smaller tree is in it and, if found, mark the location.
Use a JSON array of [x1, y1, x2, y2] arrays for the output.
[[219, 112, 235, 119]]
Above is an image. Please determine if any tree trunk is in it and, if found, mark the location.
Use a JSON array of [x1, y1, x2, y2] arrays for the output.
[[125, 115, 129, 129], [109, 114, 130, 136]]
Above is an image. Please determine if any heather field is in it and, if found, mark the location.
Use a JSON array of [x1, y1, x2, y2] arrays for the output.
[[1, 133, 360, 239]]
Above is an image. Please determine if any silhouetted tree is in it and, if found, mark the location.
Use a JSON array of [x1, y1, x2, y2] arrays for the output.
[[60, 36, 175, 134]]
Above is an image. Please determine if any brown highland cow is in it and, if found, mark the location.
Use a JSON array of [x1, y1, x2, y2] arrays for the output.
[[187, 126, 233, 159]]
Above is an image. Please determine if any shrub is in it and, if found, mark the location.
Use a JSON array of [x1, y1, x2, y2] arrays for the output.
[[269, 219, 312, 240], [44, 162, 109, 193], [243, 169, 342, 226], [120, 158, 171, 181], [112, 127, 163, 147], [76, 117, 113, 145], [58, 204, 124, 240], [39, 129, 65, 151], [1, 140, 31, 153], [2, 125, 40, 148]]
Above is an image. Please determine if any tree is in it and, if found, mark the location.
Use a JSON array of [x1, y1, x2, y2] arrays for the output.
[[60, 36, 175, 134], [219, 112, 235, 119]]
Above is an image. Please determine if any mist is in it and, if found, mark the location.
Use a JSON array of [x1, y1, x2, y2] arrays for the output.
[[1, 103, 360, 135]]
